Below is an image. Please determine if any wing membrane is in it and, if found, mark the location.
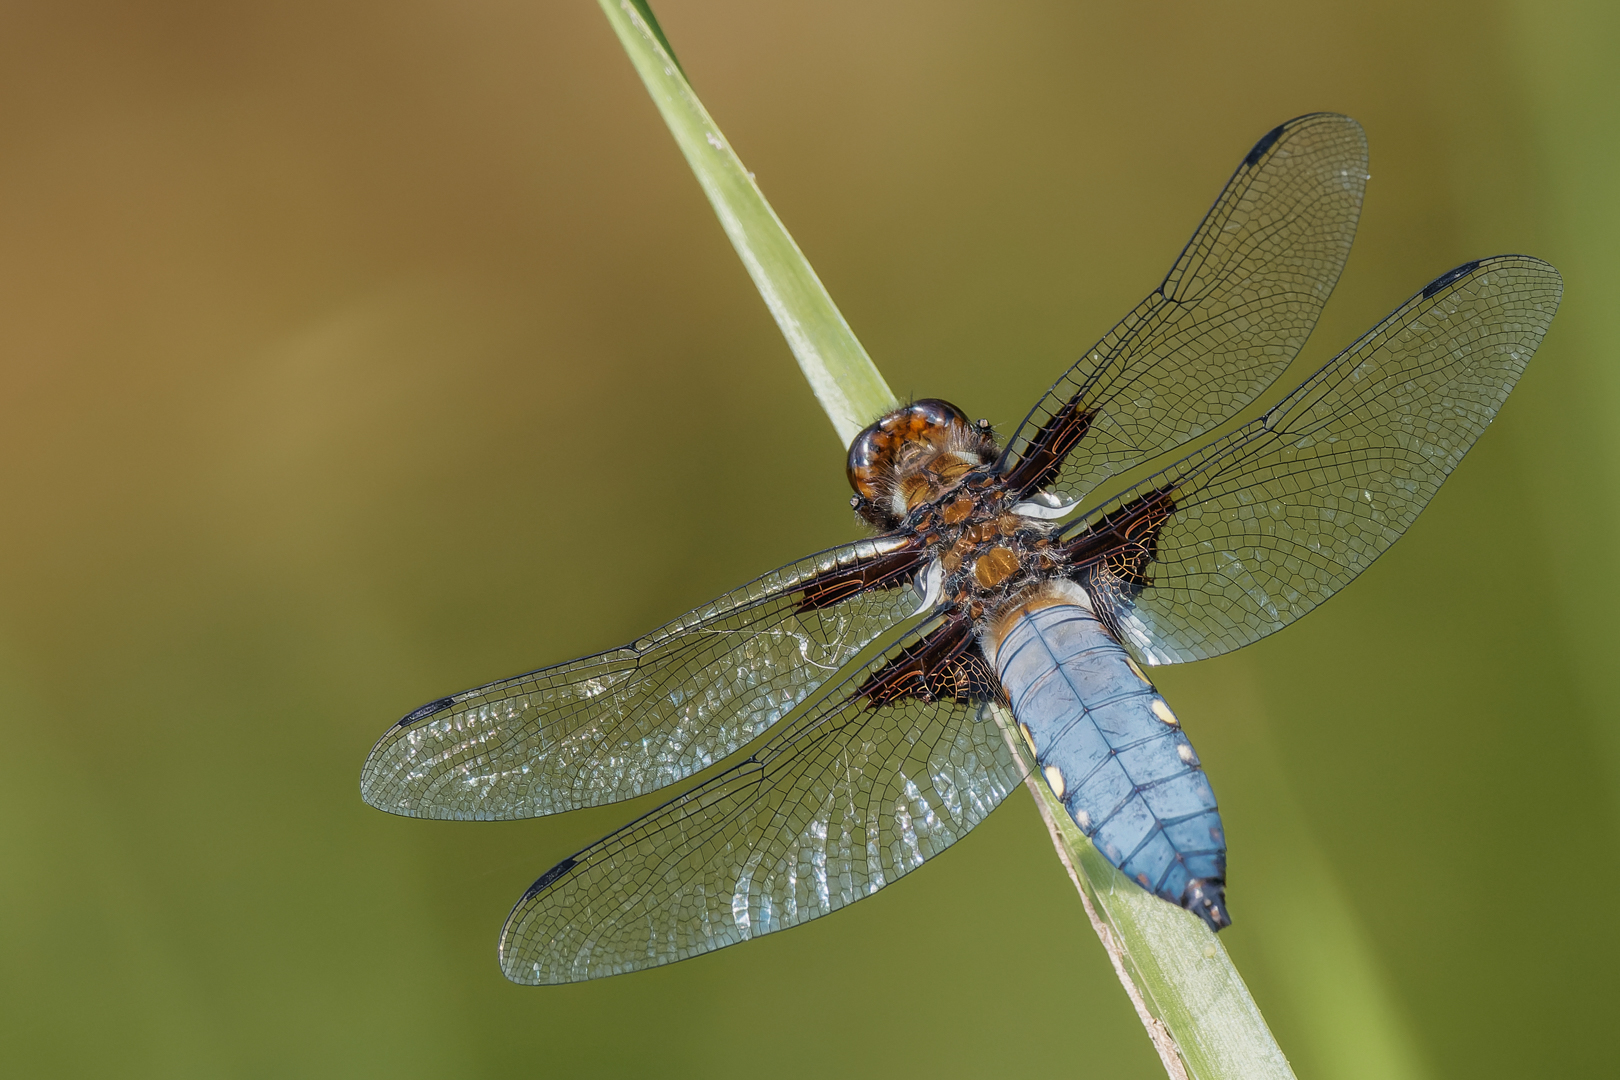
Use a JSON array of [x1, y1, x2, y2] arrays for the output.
[[1063, 256, 1562, 664], [497, 628, 1025, 984], [360, 537, 928, 819], [1000, 113, 1368, 507]]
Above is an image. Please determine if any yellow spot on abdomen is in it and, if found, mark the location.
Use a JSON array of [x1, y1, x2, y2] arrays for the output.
[[1151, 699, 1179, 726], [1019, 723, 1037, 756], [1043, 764, 1066, 798]]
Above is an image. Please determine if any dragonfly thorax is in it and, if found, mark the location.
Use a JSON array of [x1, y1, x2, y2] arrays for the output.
[[847, 399, 999, 530], [901, 479, 1065, 625]]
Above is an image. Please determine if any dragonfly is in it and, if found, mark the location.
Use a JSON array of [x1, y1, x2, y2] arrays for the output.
[[360, 113, 1561, 984]]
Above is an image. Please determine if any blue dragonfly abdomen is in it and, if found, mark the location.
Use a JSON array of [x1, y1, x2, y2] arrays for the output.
[[990, 587, 1229, 930]]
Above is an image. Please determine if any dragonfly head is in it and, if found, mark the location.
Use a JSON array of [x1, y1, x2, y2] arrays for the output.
[[847, 399, 998, 529]]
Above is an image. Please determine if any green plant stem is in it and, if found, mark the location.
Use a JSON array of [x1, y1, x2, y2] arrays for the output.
[[597, 0, 897, 446], [596, 3, 1295, 1076]]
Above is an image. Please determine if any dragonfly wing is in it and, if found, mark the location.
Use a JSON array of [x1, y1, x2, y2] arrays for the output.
[[1001, 113, 1368, 507], [360, 536, 930, 819], [1059, 255, 1562, 664], [497, 629, 1025, 984]]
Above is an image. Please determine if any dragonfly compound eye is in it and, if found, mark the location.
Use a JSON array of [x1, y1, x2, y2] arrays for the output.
[[846, 399, 970, 493]]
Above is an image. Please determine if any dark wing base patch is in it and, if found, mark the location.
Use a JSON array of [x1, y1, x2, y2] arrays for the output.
[[855, 614, 998, 706], [797, 542, 926, 611]]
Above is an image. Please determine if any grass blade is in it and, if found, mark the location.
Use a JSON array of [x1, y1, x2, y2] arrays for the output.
[[597, 0, 897, 445]]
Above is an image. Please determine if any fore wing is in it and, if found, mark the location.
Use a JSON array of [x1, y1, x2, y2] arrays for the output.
[[497, 625, 1024, 984], [1000, 113, 1368, 512], [360, 536, 930, 819], [1058, 255, 1562, 664]]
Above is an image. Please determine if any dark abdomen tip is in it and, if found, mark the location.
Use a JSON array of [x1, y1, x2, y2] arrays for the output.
[[1184, 878, 1230, 931]]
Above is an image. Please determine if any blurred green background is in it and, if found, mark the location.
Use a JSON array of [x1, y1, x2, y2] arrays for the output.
[[1, 1, 1616, 1077]]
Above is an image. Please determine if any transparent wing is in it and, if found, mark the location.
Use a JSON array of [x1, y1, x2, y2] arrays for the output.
[[360, 536, 930, 819], [497, 631, 1025, 984], [1063, 256, 1562, 664], [1000, 113, 1368, 509]]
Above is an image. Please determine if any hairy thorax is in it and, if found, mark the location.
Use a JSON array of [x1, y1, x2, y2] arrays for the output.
[[845, 398, 1072, 632]]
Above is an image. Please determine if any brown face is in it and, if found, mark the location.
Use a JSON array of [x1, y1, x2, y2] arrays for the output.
[[846, 399, 999, 529]]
